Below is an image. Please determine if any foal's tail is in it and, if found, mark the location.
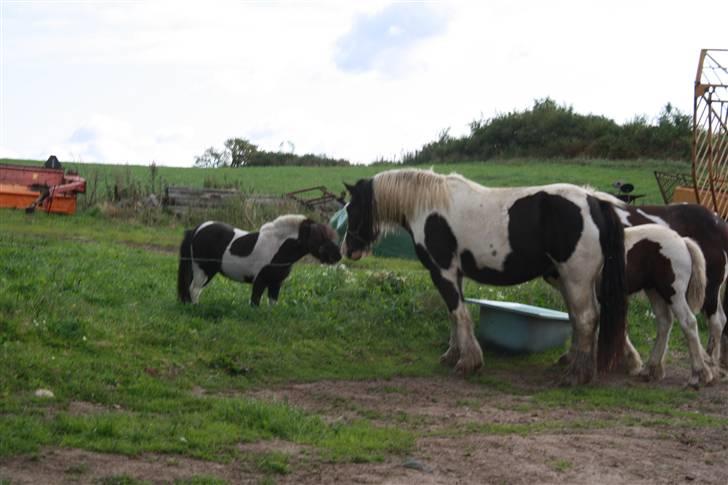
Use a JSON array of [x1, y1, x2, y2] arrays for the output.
[[684, 237, 707, 313], [177, 229, 195, 303], [595, 199, 628, 372]]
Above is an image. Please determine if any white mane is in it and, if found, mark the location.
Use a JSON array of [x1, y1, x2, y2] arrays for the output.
[[373, 168, 452, 224], [260, 214, 306, 237]]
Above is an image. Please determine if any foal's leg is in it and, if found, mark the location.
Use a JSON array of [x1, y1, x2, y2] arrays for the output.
[[672, 301, 714, 388], [640, 290, 673, 381]]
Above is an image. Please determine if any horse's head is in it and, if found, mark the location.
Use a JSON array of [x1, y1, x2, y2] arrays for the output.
[[342, 178, 378, 260], [300, 220, 342, 264]]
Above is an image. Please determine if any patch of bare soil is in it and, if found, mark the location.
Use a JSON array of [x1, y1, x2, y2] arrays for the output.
[[2, 369, 728, 484]]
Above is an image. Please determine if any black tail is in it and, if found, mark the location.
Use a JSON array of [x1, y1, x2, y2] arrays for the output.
[[594, 199, 628, 372], [177, 229, 195, 303]]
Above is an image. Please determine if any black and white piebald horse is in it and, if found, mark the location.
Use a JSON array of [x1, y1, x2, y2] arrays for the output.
[[623, 224, 714, 388], [615, 204, 728, 371], [177, 215, 341, 306], [342, 168, 629, 385]]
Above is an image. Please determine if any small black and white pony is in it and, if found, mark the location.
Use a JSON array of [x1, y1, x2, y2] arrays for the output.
[[178, 215, 341, 306], [615, 203, 728, 371], [622, 224, 714, 388], [342, 168, 629, 385]]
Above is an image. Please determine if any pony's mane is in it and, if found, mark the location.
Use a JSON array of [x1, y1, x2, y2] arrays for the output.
[[373, 169, 452, 224], [317, 222, 339, 242], [261, 214, 306, 236]]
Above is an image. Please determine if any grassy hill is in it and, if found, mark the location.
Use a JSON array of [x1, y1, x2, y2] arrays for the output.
[[2, 157, 691, 206]]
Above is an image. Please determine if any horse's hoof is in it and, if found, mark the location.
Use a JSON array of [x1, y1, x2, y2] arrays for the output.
[[556, 352, 571, 367], [639, 364, 665, 382], [439, 348, 460, 368], [687, 367, 714, 389], [454, 354, 483, 376], [700, 367, 715, 386], [566, 351, 595, 385]]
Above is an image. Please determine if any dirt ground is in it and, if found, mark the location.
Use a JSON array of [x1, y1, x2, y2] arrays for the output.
[[2, 366, 728, 485]]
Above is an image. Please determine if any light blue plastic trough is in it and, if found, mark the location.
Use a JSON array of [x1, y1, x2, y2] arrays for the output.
[[465, 298, 572, 353]]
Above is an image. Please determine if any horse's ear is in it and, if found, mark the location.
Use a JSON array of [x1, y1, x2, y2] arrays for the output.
[[344, 182, 355, 194]]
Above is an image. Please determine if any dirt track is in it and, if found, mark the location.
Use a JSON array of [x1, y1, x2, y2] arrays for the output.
[[2, 366, 728, 484]]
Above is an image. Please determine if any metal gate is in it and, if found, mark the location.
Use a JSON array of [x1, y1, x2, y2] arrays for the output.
[[692, 49, 728, 218]]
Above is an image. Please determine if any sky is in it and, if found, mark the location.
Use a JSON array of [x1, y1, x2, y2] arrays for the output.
[[1, 0, 727, 167]]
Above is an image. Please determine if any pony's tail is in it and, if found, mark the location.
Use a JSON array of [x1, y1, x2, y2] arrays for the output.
[[684, 237, 707, 313], [177, 229, 195, 303], [596, 200, 628, 372]]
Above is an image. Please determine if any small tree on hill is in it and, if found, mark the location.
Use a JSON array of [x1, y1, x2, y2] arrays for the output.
[[224, 138, 258, 167], [194, 147, 230, 168]]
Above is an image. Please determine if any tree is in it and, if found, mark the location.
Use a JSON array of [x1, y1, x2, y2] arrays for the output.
[[194, 147, 230, 168], [224, 138, 258, 167]]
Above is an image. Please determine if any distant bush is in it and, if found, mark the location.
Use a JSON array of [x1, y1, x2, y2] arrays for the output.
[[401, 99, 691, 164], [194, 137, 350, 167]]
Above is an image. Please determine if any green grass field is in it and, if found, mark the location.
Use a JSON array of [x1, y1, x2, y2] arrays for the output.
[[0, 159, 720, 482], [2, 157, 691, 206]]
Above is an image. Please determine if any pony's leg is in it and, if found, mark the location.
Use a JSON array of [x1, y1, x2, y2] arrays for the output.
[[250, 277, 266, 306], [639, 290, 673, 382], [267, 280, 282, 305], [189, 263, 210, 304], [559, 277, 598, 385], [673, 300, 714, 388]]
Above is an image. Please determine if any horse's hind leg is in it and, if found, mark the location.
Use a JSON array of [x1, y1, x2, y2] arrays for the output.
[[640, 290, 673, 381], [559, 277, 598, 385], [704, 298, 724, 367], [190, 263, 211, 304], [673, 300, 714, 388]]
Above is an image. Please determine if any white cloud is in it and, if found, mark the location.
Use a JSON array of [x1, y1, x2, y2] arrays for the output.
[[2, 0, 727, 166]]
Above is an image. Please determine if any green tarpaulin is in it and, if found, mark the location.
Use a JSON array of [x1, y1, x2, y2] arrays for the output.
[[330, 207, 416, 260]]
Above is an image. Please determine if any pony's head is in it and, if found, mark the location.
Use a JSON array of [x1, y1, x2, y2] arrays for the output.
[[342, 178, 378, 260], [299, 219, 342, 264]]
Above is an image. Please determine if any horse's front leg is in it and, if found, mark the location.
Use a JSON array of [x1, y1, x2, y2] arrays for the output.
[[451, 302, 483, 375], [439, 271, 481, 375], [440, 318, 460, 367], [429, 268, 481, 373], [250, 276, 267, 306], [267, 280, 282, 305]]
